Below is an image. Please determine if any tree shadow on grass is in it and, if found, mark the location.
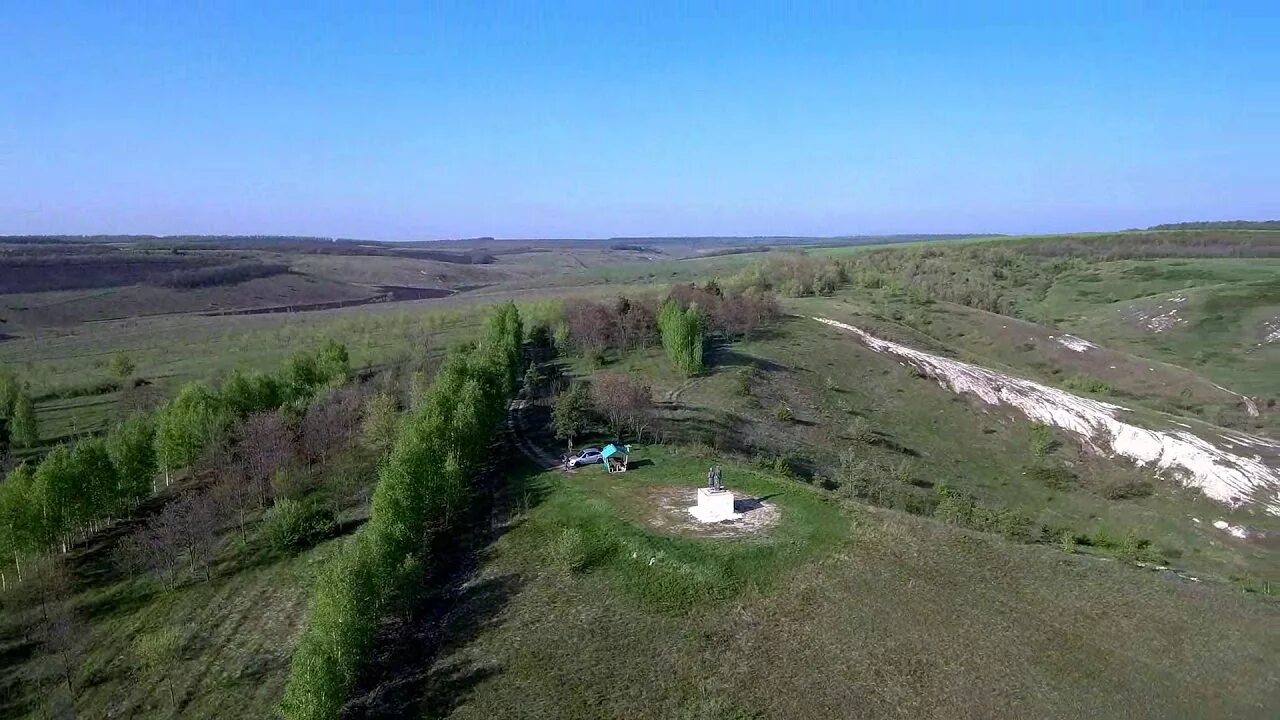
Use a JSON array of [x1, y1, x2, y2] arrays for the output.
[[734, 491, 784, 514], [659, 414, 756, 455], [867, 431, 921, 458], [342, 573, 526, 719], [708, 347, 788, 373], [341, 439, 548, 719]]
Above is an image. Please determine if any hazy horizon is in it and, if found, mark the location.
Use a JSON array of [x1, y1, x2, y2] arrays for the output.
[[3, 4, 1277, 239]]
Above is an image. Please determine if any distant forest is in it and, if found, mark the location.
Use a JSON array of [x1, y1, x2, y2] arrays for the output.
[[1147, 220, 1280, 231]]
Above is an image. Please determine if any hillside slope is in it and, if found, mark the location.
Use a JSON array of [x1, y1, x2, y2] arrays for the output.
[[413, 446, 1279, 720]]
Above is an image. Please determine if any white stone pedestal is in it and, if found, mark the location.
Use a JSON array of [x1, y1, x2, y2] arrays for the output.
[[689, 487, 739, 523]]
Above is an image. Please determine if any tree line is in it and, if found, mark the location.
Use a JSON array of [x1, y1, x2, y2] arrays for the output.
[[153, 260, 292, 289], [0, 340, 352, 591], [554, 284, 779, 376], [280, 303, 523, 720]]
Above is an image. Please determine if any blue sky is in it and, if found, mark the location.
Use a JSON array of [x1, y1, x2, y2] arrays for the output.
[[2, 2, 1277, 239]]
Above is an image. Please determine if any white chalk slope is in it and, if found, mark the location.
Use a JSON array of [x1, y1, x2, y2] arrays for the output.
[[814, 318, 1280, 516]]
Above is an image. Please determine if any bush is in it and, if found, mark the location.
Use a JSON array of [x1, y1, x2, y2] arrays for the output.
[[547, 527, 590, 573], [109, 352, 137, 381], [846, 417, 875, 444], [1028, 423, 1058, 458], [1094, 476, 1154, 500], [933, 495, 974, 526], [887, 459, 914, 486], [271, 467, 315, 501], [990, 508, 1038, 542], [773, 404, 794, 422], [265, 498, 336, 551], [1023, 462, 1076, 490], [754, 453, 801, 481], [1062, 374, 1112, 395]]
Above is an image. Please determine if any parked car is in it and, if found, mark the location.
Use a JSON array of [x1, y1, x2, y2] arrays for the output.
[[566, 447, 603, 467]]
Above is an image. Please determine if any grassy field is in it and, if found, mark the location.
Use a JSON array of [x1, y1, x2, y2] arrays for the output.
[[416, 445, 1278, 719]]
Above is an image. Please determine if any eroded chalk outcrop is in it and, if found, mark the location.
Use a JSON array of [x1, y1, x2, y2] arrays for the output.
[[814, 317, 1280, 516]]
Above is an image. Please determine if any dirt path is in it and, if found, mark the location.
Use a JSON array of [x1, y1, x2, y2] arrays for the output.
[[814, 317, 1280, 517], [507, 396, 562, 469]]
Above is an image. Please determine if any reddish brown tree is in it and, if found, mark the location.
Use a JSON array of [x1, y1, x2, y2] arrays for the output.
[[237, 410, 295, 503], [589, 371, 654, 442], [617, 298, 659, 350], [716, 290, 780, 339], [562, 299, 618, 354], [299, 387, 361, 468]]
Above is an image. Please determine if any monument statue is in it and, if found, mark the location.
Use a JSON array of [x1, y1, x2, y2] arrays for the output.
[[692, 465, 735, 522]]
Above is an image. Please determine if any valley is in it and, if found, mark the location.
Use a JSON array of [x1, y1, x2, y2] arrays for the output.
[[0, 229, 1277, 719]]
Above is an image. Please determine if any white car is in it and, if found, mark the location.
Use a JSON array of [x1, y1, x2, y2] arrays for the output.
[[566, 447, 603, 467]]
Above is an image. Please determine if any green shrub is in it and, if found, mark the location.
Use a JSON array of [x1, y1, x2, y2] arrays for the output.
[[933, 495, 974, 526], [132, 626, 184, 707], [887, 459, 914, 486], [1028, 422, 1058, 458], [1062, 374, 1112, 395], [846, 417, 875, 444], [265, 498, 336, 552], [1023, 462, 1075, 489], [1094, 476, 1154, 500], [0, 370, 18, 418], [271, 467, 315, 501], [991, 508, 1037, 542], [547, 527, 590, 573], [773, 404, 793, 422]]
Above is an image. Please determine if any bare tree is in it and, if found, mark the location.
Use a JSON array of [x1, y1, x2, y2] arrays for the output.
[[193, 425, 235, 483], [22, 554, 74, 626], [178, 493, 222, 582], [299, 388, 361, 468], [115, 503, 186, 589], [237, 410, 294, 505], [115, 491, 224, 587], [39, 599, 89, 702], [589, 372, 654, 442]]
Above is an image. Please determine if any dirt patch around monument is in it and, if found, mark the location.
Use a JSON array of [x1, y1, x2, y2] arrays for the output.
[[641, 486, 781, 538]]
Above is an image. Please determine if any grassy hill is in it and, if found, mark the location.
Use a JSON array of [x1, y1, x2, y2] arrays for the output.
[[418, 446, 1276, 720]]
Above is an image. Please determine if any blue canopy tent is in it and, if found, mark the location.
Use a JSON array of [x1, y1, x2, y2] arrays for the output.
[[601, 444, 630, 473]]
